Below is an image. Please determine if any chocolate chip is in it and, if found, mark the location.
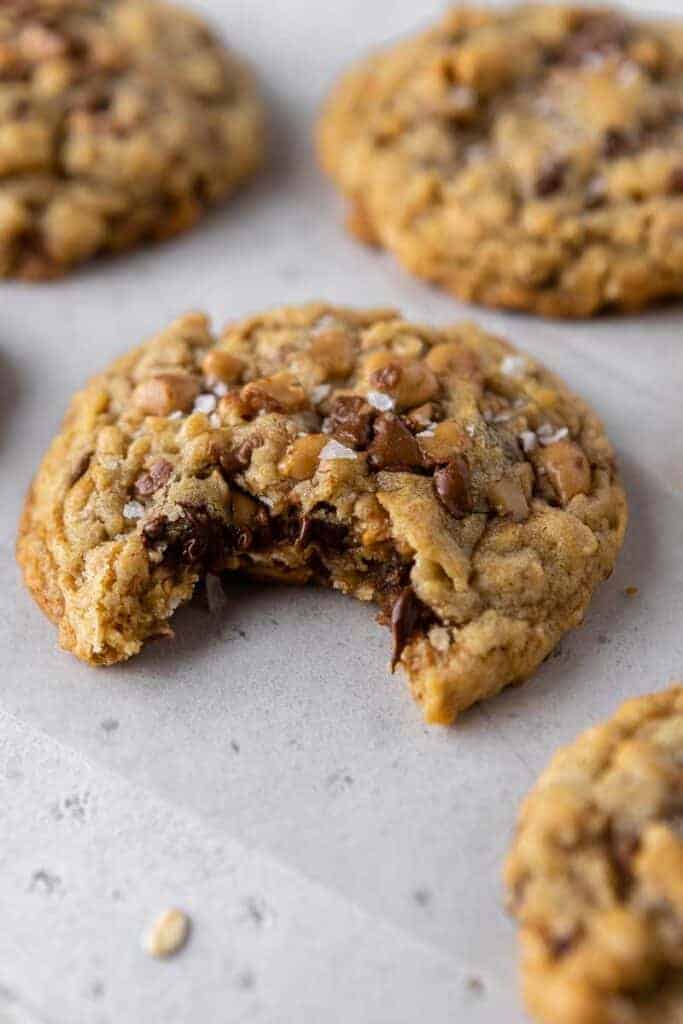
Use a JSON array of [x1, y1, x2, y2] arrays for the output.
[[298, 515, 348, 552], [219, 437, 260, 478], [669, 166, 683, 194], [370, 363, 403, 392], [562, 12, 628, 64], [535, 159, 568, 198], [142, 505, 229, 571], [433, 457, 472, 518], [135, 458, 173, 497], [327, 395, 375, 449], [390, 587, 430, 670], [602, 128, 635, 159], [368, 414, 426, 471]]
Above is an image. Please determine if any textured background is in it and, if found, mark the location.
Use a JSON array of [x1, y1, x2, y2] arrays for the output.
[[0, 1, 681, 1021]]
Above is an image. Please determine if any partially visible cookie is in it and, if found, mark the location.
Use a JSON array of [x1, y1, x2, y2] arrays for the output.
[[0, 0, 264, 279], [318, 5, 683, 317], [17, 304, 626, 724], [505, 687, 683, 1024]]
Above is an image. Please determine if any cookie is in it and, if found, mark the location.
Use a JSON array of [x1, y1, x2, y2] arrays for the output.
[[318, 6, 683, 317], [505, 687, 683, 1024], [0, 0, 264, 279], [17, 304, 626, 724]]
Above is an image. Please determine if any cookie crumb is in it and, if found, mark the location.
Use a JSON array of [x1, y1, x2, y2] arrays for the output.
[[624, 586, 639, 597], [144, 908, 190, 959]]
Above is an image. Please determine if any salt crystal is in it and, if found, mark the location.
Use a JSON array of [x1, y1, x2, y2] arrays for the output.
[[366, 390, 394, 412], [311, 384, 331, 405], [450, 86, 475, 107], [194, 393, 217, 414], [209, 412, 221, 428], [537, 423, 569, 446], [500, 355, 527, 377], [123, 500, 144, 520], [319, 440, 357, 461], [519, 430, 538, 454], [428, 626, 451, 653], [212, 380, 228, 397], [465, 423, 476, 437], [168, 410, 184, 421], [416, 429, 435, 439]]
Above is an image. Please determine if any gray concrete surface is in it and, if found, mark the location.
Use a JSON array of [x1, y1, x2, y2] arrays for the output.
[[0, 1, 681, 1021]]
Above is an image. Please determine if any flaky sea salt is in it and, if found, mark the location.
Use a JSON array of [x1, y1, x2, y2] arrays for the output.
[[311, 384, 331, 405], [194, 393, 217, 414], [428, 626, 451, 653], [500, 355, 527, 377], [537, 424, 569, 446], [123, 500, 144, 520], [366, 390, 394, 412], [168, 410, 184, 421], [519, 430, 538, 454], [212, 380, 229, 397], [319, 440, 357, 461], [416, 429, 435, 439], [209, 412, 221, 428], [449, 85, 475, 109]]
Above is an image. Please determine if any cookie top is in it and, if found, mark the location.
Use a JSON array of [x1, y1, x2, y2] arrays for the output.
[[0, 0, 264, 278], [17, 304, 626, 724], [505, 687, 683, 1024], [318, 6, 683, 317]]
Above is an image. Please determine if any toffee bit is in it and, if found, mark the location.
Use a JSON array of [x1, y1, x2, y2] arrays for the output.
[[370, 363, 402, 392]]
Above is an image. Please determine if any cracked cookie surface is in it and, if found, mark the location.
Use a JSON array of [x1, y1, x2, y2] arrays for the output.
[[17, 303, 626, 724], [318, 5, 683, 317], [505, 686, 683, 1024], [0, 0, 264, 279]]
